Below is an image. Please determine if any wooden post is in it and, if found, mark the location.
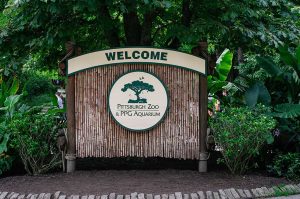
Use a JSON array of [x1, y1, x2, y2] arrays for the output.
[[199, 75, 208, 172], [66, 75, 76, 172]]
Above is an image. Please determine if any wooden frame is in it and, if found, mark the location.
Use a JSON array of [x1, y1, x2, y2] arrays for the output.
[[66, 48, 207, 172]]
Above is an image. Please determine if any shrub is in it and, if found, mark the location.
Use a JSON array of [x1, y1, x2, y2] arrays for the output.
[[209, 105, 276, 174], [24, 73, 55, 97], [268, 153, 300, 180], [9, 106, 61, 175], [0, 130, 13, 175]]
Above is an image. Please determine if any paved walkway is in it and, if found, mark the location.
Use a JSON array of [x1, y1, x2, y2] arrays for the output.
[[1, 183, 300, 199]]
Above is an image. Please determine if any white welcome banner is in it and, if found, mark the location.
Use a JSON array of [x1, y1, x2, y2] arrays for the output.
[[67, 47, 206, 75]]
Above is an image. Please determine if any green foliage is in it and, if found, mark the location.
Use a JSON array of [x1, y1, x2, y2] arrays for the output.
[[0, 76, 20, 107], [215, 49, 233, 81], [208, 49, 233, 96], [268, 153, 300, 180], [9, 106, 61, 175], [24, 73, 55, 97], [244, 81, 271, 107], [0, 0, 299, 71], [272, 103, 300, 119], [0, 130, 13, 175], [209, 105, 276, 174]]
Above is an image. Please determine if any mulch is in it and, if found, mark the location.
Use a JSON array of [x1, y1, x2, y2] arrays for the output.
[[0, 170, 291, 195]]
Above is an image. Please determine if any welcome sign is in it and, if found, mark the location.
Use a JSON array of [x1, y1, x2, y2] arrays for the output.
[[109, 71, 168, 131], [67, 47, 206, 75], [66, 47, 207, 173]]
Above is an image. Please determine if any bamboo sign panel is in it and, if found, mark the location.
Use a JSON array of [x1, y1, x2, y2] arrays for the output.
[[67, 47, 207, 160]]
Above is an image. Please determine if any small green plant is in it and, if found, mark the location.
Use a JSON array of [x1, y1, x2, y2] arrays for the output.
[[9, 106, 61, 175], [209, 105, 276, 174], [0, 131, 13, 175], [268, 153, 300, 181]]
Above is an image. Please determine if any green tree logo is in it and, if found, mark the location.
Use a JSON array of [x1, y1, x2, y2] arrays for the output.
[[121, 80, 155, 103]]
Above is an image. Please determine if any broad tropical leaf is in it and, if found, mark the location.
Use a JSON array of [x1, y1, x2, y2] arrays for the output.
[[245, 83, 259, 107], [8, 77, 19, 96], [245, 82, 270, 107], [279, 45, 296, 66], [0, 133, 10, 154], [216, 49, 233, 81], [4, 95, 22, 109], [296, 45, 300, 71], [257, 57, 283, 77], [272, 103, 300, 118]]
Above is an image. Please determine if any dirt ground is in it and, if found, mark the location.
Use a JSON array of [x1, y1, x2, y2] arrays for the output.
[[0, 170, 290, 195]]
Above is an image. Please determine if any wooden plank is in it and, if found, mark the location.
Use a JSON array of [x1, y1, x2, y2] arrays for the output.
[[131, 193, 138, 199], [66, 75, 76, 165], [109, 193, 116, 199], [190, 193, 198, 199], [30, 194, 38, 199], [146, 194, 153, 199], [206, 191, 213, 199], [37, 193, 45, 199], [261, 187, 271, 196], [58, 196, 66, 199], [54, 192, 61, 199], [268, 187, 275, 196], [138, 194, 145, 199], [218, 190, 227, 199], [26, 194, 32, 199], [71, 196, 80, 199], [257, 188, 265, 197], [243, 190, 252, 198], [174, 193, 182, 199], [44, 193, 52, 199], [236, 190, 246, 198], [161, 194, 168, 199], [213, 192, 220, 199], [100, 196, 108, 199], [7, 192, 15, 199], [291, 184, 300, 193], [250, 189, 260, 198], [10, 193, 19, 199], [229, 189, 240, 199], [224, 189, 234, 199], [17, 195, 25, 199], [196, 192, 204, 199], [0, 192, 8, 199], [286, 184, 297, 193], [183, 194, 189, 199]]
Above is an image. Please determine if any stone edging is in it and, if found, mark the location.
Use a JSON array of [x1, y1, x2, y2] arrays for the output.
[[1, 183, 300, 199]]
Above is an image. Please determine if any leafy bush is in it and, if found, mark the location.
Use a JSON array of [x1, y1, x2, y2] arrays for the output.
[[268, 153, 300, 180], [0, 130, 13, 175], [209, 105, 276, 174], [24, 73, 55, 97], [9, 106, 61, 175]]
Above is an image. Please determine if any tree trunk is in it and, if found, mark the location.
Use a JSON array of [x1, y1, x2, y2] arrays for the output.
[[124, 3, 142, 46]]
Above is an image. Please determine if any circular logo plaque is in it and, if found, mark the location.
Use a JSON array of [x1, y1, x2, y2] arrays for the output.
[[109, 71, 168, 131]]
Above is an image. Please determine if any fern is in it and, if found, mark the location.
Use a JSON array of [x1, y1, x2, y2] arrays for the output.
[[272, 103, 300, 118]]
